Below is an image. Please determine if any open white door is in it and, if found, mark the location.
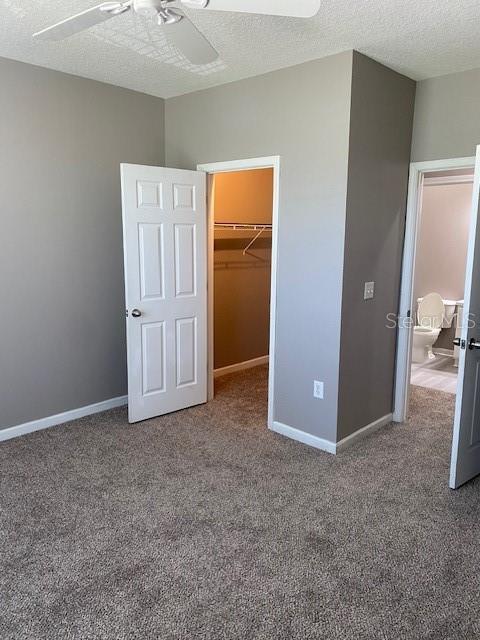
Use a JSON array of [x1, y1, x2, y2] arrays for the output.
[[450, 145, 480, 488], [121, 164, 207, 423]]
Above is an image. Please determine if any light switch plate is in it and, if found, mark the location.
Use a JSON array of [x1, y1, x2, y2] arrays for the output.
[[364, 281, 375, 300]]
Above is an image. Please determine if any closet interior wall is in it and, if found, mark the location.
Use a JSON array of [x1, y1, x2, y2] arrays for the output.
[[213, 169, 274, 370]]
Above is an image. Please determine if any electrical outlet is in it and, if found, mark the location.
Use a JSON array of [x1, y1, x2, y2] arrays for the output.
[[313, 380, 324, 399], [364, 281, 375, 300]]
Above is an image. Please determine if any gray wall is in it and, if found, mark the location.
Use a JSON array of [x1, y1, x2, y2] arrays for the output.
[[412, 67, 480, 162], [0, 57, 165, 430], [338, 53, 416, 440], [165, 52, 353, 442], [1, 50, 420, 445]]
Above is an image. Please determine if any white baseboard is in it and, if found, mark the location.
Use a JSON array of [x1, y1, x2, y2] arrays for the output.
[[270, 420, 337, 454], [214, 355, 269, 378], [270, 413, 393, 456], [433, 348, 454, 357], [0, 395, 128, 443], [336, 413, 393, 453]]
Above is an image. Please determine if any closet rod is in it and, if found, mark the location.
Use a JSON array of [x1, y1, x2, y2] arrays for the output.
[[214, 222, 272, 255], [214, 222, 272, 230]]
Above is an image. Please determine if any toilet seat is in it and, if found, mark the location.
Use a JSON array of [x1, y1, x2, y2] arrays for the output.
[[414, 326, 439, 335], [416, 292, 444, 330]]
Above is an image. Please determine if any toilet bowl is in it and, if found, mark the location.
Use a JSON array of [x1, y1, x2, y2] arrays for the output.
[[412, 293, 445, 363], [412, 326, 441, 363]]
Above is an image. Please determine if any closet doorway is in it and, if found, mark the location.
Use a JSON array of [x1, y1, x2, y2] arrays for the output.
[[198, 157, 280, 427]]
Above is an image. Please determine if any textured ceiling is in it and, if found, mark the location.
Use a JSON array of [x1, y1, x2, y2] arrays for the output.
[[1, 0, 480, 98]]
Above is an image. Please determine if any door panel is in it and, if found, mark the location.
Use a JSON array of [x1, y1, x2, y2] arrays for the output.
[[142, 322, 166, 396], [121, 164, 207, 423], [139, 223, 165, 300], [137, 180, 163, 208], [173, 183, 196, 210], [176, 317, 197, 388], [174, 224, 196, 297], [450, 145, 480, 488]]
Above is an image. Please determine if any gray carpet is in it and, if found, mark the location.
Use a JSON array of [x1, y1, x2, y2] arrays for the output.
[[1, 366, 479, 640]]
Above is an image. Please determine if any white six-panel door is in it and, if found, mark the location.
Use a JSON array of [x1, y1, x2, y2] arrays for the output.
[[450, 145, 480, 488], [121, 164, 207, 423]]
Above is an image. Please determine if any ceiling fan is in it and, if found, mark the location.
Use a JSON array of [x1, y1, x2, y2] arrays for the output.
[[33, 0, 321, 65]]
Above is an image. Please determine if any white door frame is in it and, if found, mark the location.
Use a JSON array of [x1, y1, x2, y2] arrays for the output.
[[197, 156, 281, 428], [393, 155, 475, 423]]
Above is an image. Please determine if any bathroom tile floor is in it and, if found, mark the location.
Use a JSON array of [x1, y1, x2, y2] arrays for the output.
[[411, 354, 458, 394]]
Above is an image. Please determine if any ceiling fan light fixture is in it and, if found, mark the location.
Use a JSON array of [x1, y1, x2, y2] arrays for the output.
[[32, 0, 319, 65]]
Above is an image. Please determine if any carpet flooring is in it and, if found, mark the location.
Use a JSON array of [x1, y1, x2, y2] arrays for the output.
[[1, 366, 480, 640]]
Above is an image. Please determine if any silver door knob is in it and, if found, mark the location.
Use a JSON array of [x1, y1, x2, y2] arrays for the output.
[[131, 309, 142, 318], [469, 338, 480, 350]]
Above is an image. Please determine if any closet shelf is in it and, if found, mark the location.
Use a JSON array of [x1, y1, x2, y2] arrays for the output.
[[214, 222, 272, 255], [214, 223, 272, 230]]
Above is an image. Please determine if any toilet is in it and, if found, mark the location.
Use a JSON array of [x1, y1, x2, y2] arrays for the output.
[[412, 293, 445, 363]]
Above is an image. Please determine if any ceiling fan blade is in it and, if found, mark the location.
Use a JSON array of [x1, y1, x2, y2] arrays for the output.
[[181, 0, 321, 18], [33, 3, 131, 41], [164, 10, 219, 65]]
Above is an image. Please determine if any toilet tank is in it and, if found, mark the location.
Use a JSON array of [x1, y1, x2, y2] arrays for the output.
[[442, 300, 458, 328]]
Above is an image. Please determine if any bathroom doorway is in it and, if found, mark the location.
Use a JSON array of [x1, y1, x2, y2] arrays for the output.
[[396, 149, 480, 488], [394, 158, 475, 420], [409, 170, 474, 394]]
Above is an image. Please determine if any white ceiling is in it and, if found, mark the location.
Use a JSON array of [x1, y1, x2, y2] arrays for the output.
[[1, 0, 480, 98]]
